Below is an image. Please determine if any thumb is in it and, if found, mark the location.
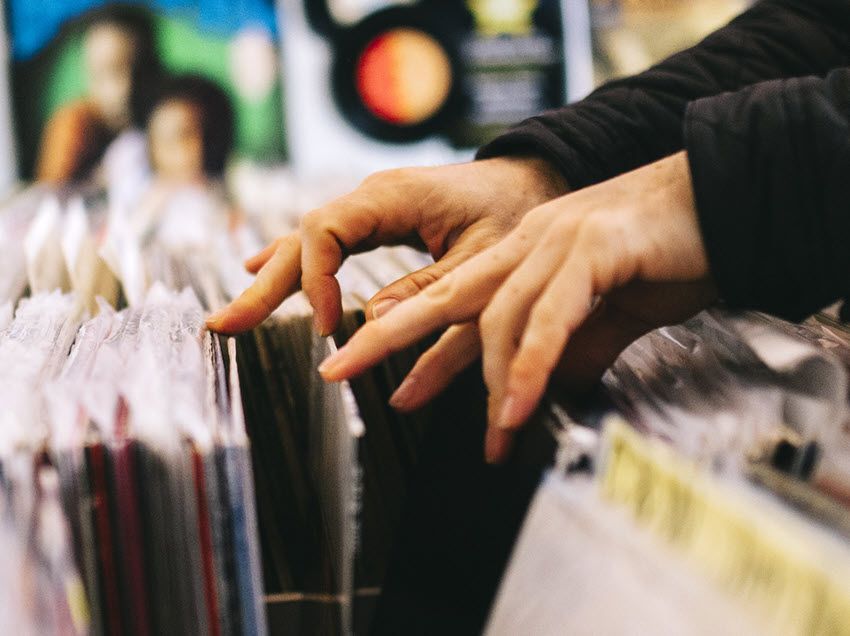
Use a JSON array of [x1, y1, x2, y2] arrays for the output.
[[365, 248, 472, 320]]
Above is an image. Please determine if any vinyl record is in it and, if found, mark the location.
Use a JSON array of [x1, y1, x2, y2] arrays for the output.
[[332, 7, 463, 142]]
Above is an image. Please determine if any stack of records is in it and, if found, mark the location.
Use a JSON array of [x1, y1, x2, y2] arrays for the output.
[[0, 291, 85, 634], [235, 256, 435, 634], [0, 179, 491, 635], [488, 309, 850, 635], [0, 185, 48, 306], [0, 282, 267, 635], [51, 284, 267, 635]]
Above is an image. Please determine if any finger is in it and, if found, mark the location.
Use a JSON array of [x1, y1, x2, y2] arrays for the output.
[[479, 220, 578, 427], [548, 297, 641, 394], [365, 246, 476, 320], [497, 214, 639, 429], [300, 210, 345, 335], [317, 206, 563, 380], [245, 237, 287, 273], [499, 254, 597, 430], [389, 323, 480, 412], [484, 422, 515, 465], [206, 235, 302, 334], [318, 232, 529, 381], [300, 194, 413, 335]]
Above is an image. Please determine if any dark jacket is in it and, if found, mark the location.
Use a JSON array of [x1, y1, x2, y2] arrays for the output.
[[478, 0, 850, 321]]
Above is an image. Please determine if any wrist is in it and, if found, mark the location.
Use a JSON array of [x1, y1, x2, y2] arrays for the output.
[[640, 150, 709, 280], [481, 155, 571, 205]]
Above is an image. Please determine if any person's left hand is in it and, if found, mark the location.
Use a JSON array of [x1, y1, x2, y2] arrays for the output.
[[317, 151, 718, 462]]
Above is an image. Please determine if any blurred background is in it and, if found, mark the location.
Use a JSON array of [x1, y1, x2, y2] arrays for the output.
[[0, 0, 748, 214]]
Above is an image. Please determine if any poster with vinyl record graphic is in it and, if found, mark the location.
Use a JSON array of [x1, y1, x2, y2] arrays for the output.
[[280, 0, 588, 175], [324, 0, 566, 144]]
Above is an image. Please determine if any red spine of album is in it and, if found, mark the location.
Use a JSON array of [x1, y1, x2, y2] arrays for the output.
[[192, 445, 221, 636], [88, 442, 124, 636], [112, 401, 151, 635]]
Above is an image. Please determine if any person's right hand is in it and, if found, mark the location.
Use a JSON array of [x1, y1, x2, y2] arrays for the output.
[[206, 156, 568, 335]]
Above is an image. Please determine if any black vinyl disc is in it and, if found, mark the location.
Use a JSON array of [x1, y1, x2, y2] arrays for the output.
[[331, 6, 464, 143]]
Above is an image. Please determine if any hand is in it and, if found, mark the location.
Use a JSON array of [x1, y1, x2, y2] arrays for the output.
[[206, 157, 568, 335], [316, 152, 717, 462]]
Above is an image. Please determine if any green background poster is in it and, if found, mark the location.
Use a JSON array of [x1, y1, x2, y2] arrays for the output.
[[11, 8, 286, 178]]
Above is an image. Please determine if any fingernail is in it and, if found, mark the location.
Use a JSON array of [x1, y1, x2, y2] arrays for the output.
[[389, 375, 417, 410], [498, 395, 521, 429], [372, 298, 399, 319], [318, 344, 348, 378], [206, 308, 226, 327], [313, 313, 332, 336]]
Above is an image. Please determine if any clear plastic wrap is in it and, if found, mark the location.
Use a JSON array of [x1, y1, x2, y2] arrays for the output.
[[603, 309, 849, 477]]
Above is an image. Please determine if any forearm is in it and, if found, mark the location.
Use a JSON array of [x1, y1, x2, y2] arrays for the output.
[[478, 0, 850, 190]]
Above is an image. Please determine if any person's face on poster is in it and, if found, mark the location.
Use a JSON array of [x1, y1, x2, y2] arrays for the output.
[[84, 23, 136, 131], [148, 99, 205, 183]]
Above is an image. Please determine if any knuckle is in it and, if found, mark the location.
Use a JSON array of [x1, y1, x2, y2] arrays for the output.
[[509, 352, 544, 387], [522, 333, 552, 366], [361, 169, 390, 187], [514, 209, 547, 243], [529, 299, 560, 331], [550, 214, 579, 240], [523, 201, 554, 224], [479, 305, 502, 337], [275, 234, 297, 254], [421, 277, 460, 321], [394, 278, 423, 300], [518, 211, 578, 251], [512, 336, 558, 384], [300, 273, 322, 297], [577, 215, 611, 250], [499, 276, 525, 301], [300, 209, 324, 233], [483, 285, 523, 330], [516, 209, 539, 232], [411, 266, 442, 291], [257, 293, 277, 318], [389, 166, 417, 182], [524, 307, 568, 352], [362, 167, 414, 188]]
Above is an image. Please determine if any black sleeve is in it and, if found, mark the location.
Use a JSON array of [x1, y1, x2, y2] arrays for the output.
[[685, 67, 850, 321], [476, 0, 850, 190]]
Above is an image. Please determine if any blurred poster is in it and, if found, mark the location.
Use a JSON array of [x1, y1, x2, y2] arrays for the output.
[[279, 0, 582, 177], [6, 0, 287, 184]]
